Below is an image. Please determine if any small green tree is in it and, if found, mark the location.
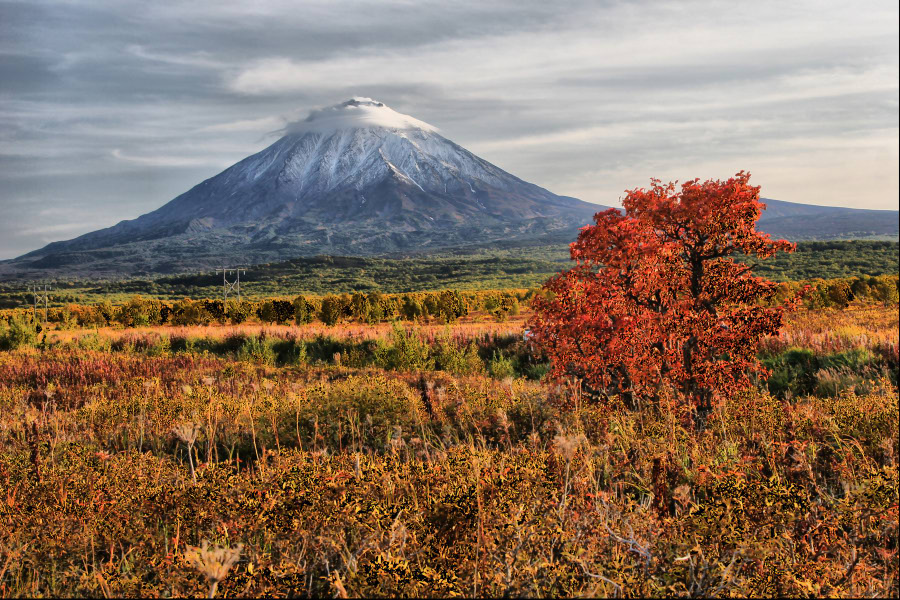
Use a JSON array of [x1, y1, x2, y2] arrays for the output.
[[401, 295, 425, 321], [824, 280, 852, 308], [438, 290, 468, 323], [292, 295, 316, 325], [320, 295, 345, 326], [227, 299, 254, 324], [0, 314, 37, 350], [350, 293, 371, 323]]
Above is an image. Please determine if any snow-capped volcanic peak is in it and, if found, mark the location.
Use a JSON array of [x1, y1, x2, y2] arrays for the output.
[[7, 97, 602, 277], [290, 97, 438, 134]]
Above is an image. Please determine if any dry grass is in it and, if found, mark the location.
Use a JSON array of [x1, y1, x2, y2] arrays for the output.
[[44, 313, 529, 345], [0, 307, 897, 597]]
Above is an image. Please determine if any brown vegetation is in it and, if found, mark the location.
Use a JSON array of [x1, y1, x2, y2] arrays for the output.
[[0, 303, 897, 597]]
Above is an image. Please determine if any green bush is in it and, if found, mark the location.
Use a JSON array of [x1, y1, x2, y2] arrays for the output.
[[401, 295, 425, 321], [237, 335, 277, 365], [75, 332, 113, 352], [763, 347, 888, 399], [292, 296, 317, 325], [374, 324, 434, 372], [488, 350, 516, 380], [433, 336, 484, 375], [763, 348, 819, 398], [437, 290, 468, 323], [272, 339, 308, 366], [870, 276, 899, 306], [226, 299, 254, 324], [170, 299, 213, 326], [523, 362, 551, 381], [258, 299, 294, 324], [319, 295, 348, 326], [0, 315, 37, 350], [142, 334, 171, 357]]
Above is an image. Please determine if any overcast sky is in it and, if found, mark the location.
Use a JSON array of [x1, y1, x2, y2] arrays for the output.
[[1, 0, 897, 259]]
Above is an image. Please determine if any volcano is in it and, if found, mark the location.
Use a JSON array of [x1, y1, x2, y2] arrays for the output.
[[8, 98, 600, 276], [4, 97, 897, 278]]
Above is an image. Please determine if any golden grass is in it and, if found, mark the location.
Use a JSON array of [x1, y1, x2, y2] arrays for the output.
[[0, 306, 896, 597]]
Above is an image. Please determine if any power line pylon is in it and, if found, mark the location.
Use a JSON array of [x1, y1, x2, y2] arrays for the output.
[[215, 267, 246, 303], [30, 282, 51, 324]]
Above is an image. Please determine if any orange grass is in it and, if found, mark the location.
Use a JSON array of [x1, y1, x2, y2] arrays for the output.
[[0, 306, 897, 597], [43, 305, 899, 353]]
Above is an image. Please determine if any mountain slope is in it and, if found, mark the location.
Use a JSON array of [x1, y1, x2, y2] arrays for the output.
[[8, 98, 600, 276], [756, 199, 898, 241], [3, 98, 897, 278]]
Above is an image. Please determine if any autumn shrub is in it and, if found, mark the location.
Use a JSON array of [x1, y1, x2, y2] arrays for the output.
[[0, 314, 37, 350], [297, 375, 424, 449], [433, 335, 484, 376], [236, 334, 277, 365], [487, 350, 516, 380], [373, 323, 434, 372]]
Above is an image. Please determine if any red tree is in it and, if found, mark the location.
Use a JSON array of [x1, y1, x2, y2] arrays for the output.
[[530, 172, 795, 428]]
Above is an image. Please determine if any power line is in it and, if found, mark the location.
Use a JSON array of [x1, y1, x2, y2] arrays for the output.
[[215, 267, 246, 303], [30, 282, 51, 324]]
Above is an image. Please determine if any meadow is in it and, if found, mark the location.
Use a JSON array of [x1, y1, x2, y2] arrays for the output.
[[0, 296, 897, 597]]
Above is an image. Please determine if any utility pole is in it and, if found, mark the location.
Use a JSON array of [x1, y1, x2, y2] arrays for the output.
[[30, 282, 51, 324], [215, 268, 246, 303]]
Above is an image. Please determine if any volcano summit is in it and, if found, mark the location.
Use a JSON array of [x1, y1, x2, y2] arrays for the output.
[[6, 97, 896, 278], [8, 98, 600, 276]]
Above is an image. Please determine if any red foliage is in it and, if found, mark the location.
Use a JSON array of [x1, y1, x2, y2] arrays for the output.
[[530, 172, 796, 426]]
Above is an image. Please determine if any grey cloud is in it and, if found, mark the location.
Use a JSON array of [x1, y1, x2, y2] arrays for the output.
[[0, 0, 897, 259]]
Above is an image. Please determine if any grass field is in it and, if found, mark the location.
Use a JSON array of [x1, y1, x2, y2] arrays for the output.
[[0, 305, 897, 597]]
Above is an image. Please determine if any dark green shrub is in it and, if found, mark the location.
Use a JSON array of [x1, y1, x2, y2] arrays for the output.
[[763, 349, 819, 398], [257, 300, 294, 324], [319, 296, 346, 326]]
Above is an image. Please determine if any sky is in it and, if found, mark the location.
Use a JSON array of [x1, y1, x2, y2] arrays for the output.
[[0, 0, 897, 259]]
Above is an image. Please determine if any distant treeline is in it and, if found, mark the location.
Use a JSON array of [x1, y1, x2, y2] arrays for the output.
[[1, 289, 525, 330], [743, 240, 899, 281], [0, 276, 896, 333], [0, 240, 895, 308]]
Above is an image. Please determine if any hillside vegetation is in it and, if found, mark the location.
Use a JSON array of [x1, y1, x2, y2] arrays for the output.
[[0, 241, 896, 308]]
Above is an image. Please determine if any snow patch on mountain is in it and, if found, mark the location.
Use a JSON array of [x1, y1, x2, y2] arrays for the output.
[[286, 98, 438, 134]]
